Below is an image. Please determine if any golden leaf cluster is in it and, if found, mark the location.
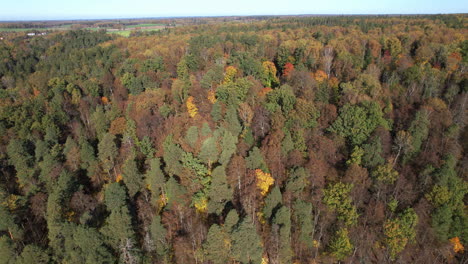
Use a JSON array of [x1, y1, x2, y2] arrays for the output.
[[115, 174, 123, 183], [186, 96, 198, 118], [223, 66, 237, 84], [207, 90, 216, 104], [314, 70, 328, 82], [255, 169, 274, 196]]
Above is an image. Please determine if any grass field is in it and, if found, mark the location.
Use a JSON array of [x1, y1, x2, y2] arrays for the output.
[[0, 27, 51, 32], [0, 23, 167, 37], [125, 23, 164, 28], [110, 30, 131, 37], [0, 25, 72, 32], [110, 27, 163, 37]]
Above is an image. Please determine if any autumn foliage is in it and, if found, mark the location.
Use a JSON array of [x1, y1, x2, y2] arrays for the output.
[[0, 15, 467, 264], [282, 62, 294, 77], [450, 237, 464, 253], [186, 96, 198, 118], [255, 169, 274, 196]]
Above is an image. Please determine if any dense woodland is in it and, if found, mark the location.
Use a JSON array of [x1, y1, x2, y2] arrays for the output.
[[0, 15, 467, 264]]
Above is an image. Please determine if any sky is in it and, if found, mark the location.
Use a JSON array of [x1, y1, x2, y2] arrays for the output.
[[0, 0, 466, 21]]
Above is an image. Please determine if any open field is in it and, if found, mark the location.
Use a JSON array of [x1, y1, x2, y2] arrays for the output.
[[0, 23, 168, 36], [125, 23, 164, 28], [0, 27, 54, 32]]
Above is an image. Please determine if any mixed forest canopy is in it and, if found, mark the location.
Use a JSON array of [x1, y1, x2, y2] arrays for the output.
[[0, 14, 467, 263]]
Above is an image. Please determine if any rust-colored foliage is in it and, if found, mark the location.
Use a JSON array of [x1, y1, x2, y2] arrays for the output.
[[314, 70, 328, 82], [282, 62, 294, 77], [115, 174, 123, 182], [258, 87, 272, 97], [109, 117, 127, 135], [450, 237, 464, 253], [1, 15, 466, 264], [101, 96, 109, 104]]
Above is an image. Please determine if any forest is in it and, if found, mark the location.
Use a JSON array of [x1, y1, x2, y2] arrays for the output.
[[0, 14, 467, 263]]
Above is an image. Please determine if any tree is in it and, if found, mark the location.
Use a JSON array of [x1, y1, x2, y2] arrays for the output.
[[328, 228, 353, 261], [216, 78, 251, 106], [201, 65, 224, 89], [110, 117, 127, 135], [256, 169, 274, 197], [273, 206, 293, 264], [104, 182, 127, 213], [6, 139, 35, 193], [238, 102, 254, 129], [211, 101, 222, 122], [231, 218, 263, 264], [16, 244, 50, 264], [246, 147, 268, 171], [449, 237, 464, 254], [98, 133, 117, 175], [149, 214, 169, 260], [101, 206, 138, 255], [384, 37, 402, 57], [291, 98, 320, 129], [262, 186, 282, 221], [185, 126, 199, 149], [0, 201, 24, 240], [91, 106, 109, 140], [346, 146, 364, 166], [384, 208, 418, 260], [282, 62, 294, 77], [63, 136, 81, 171], [46, 171, 75, 254], [361, 136, 385, 168], [322, 46, 334, 78], [0, 236, 16, 264], [80, 138, 97, 170], [122, 154, 143, 198], [142, 56, 164, 72], [219, 129, 238, 165], [224, 106, 242, 137], [203, 224, 231, 264], [329, 101, 389, 146], [323, 182, 358, 226], [199, 136, 219, 166], [252, 106, 271, 140], [286, 167, 308, 196], [162, 135, 184, 176], [265, 85, 297, 114], [145, 158, 166, 205], [63, 224, 116, 264], [427, 155, 468, 242], [138, 136, 155, 159], [165, 176, 187, 209], [403, 110, 429, 163], [223, 66, 237, 84], [261, 61, 279, 88], [372, 162, 398, 184], [208, 166, 232, 214], [293, 200, 314, 249], [186, 96, 198, 118]]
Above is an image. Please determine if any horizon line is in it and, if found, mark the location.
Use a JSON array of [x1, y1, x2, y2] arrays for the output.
[[0, 12, 466, 22]]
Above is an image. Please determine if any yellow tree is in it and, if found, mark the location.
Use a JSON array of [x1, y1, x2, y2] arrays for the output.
[[261, 61, 279, 88], [256, 169, 274, 196], [186, 96, 198, 118], [223, 66, 237, 84]]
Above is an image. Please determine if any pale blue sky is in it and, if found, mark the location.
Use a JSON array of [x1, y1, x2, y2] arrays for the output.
[[0, 0, 466, 21]]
